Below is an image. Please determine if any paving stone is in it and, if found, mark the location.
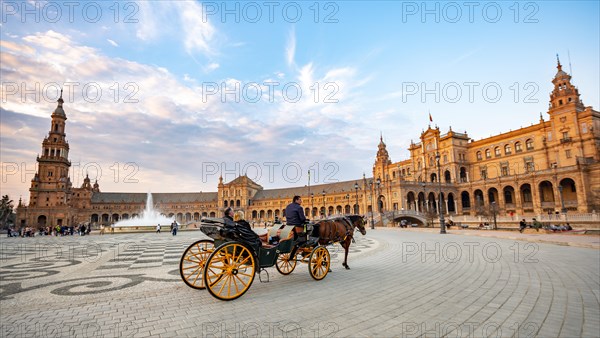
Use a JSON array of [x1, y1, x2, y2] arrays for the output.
[[0, 229, 598, 337]]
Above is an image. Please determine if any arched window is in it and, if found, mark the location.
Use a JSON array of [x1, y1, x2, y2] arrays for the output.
[[526, 139, 534, 150], [485, 149, 491, 159], [504, 144, 511, 155], [494, 147, 501, 157], [476, 151, 482, 161], [515, 141, 522, 152]]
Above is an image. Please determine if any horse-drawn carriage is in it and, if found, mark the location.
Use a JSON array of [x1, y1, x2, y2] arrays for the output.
[[179, 215, 366, 301]]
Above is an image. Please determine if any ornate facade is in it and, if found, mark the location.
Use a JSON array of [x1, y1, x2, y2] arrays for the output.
[[16, 60, 600, 228]]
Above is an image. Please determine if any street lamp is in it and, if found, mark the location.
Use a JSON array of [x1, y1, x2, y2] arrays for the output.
[[369, 181, 375, 229], [322, 190, 326, 219], [558, 185, 567, 214], [345, 194, 350, 214], [354, 182, 359, 214], [436, 153, 447, 234], [310, 192, 314, 218], [420, 182, 426, 213], [491, 201, 498, 230], [376, 177, 382, 226]]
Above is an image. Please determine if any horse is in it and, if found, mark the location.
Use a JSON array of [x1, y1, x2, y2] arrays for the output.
[[313, 215, 367, 270]]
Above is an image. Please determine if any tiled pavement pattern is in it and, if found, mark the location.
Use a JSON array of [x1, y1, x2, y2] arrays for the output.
[[0, 229, 598, 337]]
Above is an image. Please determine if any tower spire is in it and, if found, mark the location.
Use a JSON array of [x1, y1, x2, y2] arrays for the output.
[[556, 54, 562, 71], [549, 55, 583, 112]]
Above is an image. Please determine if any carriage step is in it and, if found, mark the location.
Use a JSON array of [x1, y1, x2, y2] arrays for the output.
[[259, 269, 270, 283]]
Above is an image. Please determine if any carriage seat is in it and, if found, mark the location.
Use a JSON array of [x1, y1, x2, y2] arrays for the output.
[[256, 225, 295, 246]]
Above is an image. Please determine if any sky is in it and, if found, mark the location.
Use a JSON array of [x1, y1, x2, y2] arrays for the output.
[[1, 1, 599, 203]]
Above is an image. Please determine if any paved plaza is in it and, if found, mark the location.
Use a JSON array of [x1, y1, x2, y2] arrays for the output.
[[1, 229, 598, 337]]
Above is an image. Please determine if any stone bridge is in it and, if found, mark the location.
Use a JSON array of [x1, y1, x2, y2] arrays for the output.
[[375, 210, 429, 226]]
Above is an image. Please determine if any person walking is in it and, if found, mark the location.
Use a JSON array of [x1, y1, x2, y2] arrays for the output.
[[172, 221, 178, 236], [156, 224, 161, 234]]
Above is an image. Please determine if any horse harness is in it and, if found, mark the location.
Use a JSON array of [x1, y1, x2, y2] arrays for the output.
[[319, 216, 356, 244]]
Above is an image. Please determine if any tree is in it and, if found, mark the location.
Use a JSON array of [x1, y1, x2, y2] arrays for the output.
[[0, 195, 15, 228]]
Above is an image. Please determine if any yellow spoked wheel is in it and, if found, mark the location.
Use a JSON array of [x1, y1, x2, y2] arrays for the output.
[[308, 246, 330, 281], [275, 253, 297, 275], [179, 239, 214, 289], [203, 242, 256, 301]]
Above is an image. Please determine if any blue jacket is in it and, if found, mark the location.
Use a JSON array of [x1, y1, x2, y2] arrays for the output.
[[285, 202, 306, 226]]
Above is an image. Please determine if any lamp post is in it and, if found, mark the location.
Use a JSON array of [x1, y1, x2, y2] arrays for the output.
[[491, 201, 498, 230], [558, 185, 567, 214], [369, 181, 375, 229], [436, 153, 447, 234], [322, 190, 326, 219], [420, 182, 426, 213], [345, 194, 350, 214], [310, 192, 314, 218], [376, 177, 382, 226], [354, 182, 359, 214]]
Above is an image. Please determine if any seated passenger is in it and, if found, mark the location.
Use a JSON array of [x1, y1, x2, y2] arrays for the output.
[[233, 210, 251, 231], [224, 207, 234, 222], [233, 210, 262, 247]]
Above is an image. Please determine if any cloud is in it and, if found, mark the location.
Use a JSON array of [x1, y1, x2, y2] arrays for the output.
[[203, 62, 220, 73], [175, 1, 216, 55], [134, 1, 216, 56], [107, 39, 119, 47], [1, 30, 377, 199], [286, 27, 296, 67], [0, 39, 35, 54]]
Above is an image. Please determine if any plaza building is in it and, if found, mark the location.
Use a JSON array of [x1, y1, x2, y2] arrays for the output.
[[16, 60, 600, 228]]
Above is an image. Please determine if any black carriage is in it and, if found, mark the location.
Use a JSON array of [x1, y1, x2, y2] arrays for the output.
[[179, 217, 330, 301]]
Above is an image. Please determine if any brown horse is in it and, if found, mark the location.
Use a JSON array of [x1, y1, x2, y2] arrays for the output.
[[313, 215, 367, 270]]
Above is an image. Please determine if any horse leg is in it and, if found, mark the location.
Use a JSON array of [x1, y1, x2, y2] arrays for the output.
[[342, 240, 350, 270]]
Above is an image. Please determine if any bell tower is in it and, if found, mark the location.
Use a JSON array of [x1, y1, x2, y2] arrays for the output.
[[549, 55, 585, 114], [27, 90, 72, 225], [373, 133, 392, 181]]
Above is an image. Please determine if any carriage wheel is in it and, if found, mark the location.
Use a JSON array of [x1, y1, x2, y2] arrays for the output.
[[203, 242, 256, 301], [308, 246, 330, 281], [179, 239, 214, 289], [275, 253, 297, 275]]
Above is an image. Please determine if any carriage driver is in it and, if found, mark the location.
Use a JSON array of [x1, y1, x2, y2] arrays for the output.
[[285, 196, 319, 246]]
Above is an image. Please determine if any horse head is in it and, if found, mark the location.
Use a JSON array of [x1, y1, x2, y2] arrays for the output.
[[348, 215, 367, 235]]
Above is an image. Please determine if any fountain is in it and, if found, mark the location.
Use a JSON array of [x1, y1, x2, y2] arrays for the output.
[[112, 193, 175, 232]]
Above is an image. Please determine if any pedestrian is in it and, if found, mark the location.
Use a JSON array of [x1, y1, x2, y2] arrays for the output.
[[156, 224, 161, 234], [532, 218, 542, 231], [172, 221, 178, 236], [100, 224, 105, 235], [110, 223, 115, 234], [519, 219, 527, 233]]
